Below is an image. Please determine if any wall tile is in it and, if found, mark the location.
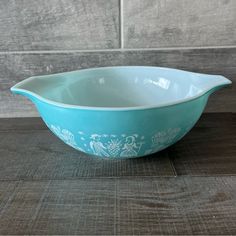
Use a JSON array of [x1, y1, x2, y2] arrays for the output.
[[123, 0, 236, 48], [0, 0, 120, 50]]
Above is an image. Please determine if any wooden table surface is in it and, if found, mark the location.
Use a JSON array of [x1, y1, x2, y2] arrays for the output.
[[0, 113, 236, 235]]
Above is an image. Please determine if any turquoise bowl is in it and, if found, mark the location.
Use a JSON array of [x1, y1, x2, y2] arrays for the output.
[[11, 66, 231, 159]]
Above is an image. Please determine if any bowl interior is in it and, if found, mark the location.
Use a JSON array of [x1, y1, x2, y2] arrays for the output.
[[21, 67, 205, 108]]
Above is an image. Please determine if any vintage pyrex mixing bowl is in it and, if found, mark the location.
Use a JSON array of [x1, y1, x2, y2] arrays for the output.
[[11, 66, 231, 159]]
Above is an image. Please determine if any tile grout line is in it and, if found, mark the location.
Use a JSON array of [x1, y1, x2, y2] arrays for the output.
[[0, 45, 236, 54], [120, 0, 124, 49]]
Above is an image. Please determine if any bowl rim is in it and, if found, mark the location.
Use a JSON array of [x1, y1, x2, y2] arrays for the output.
[[11, 66, 231, 111]]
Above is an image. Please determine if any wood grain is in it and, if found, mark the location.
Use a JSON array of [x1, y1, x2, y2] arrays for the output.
[[170, 113, 236, 176], [1, 47, 236, 117], [0, 117, 46, 131], [0, 0, 120, 50], [0, 177, 236, 235], [123, 0, 236, 48]]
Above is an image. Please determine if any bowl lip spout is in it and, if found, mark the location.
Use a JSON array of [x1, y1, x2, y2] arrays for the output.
[[10, 66, 232, 111]]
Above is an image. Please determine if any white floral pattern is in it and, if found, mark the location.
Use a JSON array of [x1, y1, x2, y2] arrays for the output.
[[48, 124, 182, 158], [152, 128, 181, 146], [149, 128, 181, 153], [50, 125, 78, 149]]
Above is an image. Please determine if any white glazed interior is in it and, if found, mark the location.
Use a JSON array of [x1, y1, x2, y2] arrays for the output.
[[11, 66, 231, 109]]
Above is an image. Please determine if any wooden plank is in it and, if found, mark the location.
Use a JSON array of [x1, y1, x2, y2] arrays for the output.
[[0, 117, 46, 131], [0, 180, 116, 235], [194, 112, 236, 128], [0, 0, 120, 50], [123, 0, 236, 48], [0, 181, 19, 215], [170, 113, 236, 176], [1, 48, 236, 117], [0, 118, 175, 179], [0, 177, 236, 235], [116, 177, 236, 235]]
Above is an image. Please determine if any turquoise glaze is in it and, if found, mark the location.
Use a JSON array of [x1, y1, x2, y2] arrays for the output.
[[11, 66, 231, 159]]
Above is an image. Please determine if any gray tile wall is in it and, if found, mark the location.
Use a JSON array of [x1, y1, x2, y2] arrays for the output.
[[123, 0, 236, 48], [0, 0, 120, 50], [1, 0, 236, 117]]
